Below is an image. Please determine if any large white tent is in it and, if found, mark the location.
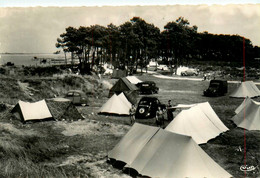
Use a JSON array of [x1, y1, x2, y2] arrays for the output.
[[99, 93, 132, 115], [127, 129, 232, 178], [232, 97, 260, 130], [12, 100, 53, 122], [165, 102, 229, 144], [108, 123, 159, 165], [125, 76, 142, 85], [108, 123, 232, 178], [230, 81, 260, 98]]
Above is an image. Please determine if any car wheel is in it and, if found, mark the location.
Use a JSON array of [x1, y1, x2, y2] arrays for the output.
[[139, 108, 145, 114]]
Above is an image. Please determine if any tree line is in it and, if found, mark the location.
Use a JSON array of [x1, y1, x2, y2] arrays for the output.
[[56, 16, 260, 73]]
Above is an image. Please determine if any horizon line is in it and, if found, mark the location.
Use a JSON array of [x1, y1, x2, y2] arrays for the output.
[[1, 3, 259, 8]]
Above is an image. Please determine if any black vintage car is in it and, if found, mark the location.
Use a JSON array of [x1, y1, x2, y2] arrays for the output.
[[135, 97, 166, 119], [136, 81, 159, 94], [203, 79, 228, 97]]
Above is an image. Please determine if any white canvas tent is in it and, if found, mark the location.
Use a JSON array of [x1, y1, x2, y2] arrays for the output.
[[118, 92, 132, 108], [232, 97, 260, 130], [171, 103, 196, 109], [12, 100, 53, 122], [165, 102, 229, 144], [127, 129, 232, 178], [99, 94, 131, 115], [108, 123, 159, 164], [147, 61, 158, 67], [230, 81, 260, 98], [126, 76, 142, 84]]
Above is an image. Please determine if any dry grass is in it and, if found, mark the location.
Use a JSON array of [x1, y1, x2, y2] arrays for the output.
[[0, 73, 109, 105], [0, 71, 259, 177], [55, 119, 129, 137], [0, 122, 68, 178], [0, 110, 130, 177]]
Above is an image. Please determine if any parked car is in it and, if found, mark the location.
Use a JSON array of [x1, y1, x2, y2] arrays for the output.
[[203, 79, 228, 97], [135, 97, 166, 119], [136, 81, 159, 94], [157, 64, 169, 71], [64, 90, 88, 106], [181, 69, 198, 76]]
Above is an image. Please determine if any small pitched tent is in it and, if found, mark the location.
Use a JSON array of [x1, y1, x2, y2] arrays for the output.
[[230, 81, 260, 98], [111, 69, 127, 79], [123, 90, 139, 105], [109, 77, 138, 97], [118, 93, 132, 108], [232, 97, 260, 130], [99, 94, 132, 115], [12, 100, 53, 122], [165, 102, 229, 144], [108, 123, 159, 165], [126, 129, 232, 178], [125, 76, 142, 85], [46, 98, 84, 121]]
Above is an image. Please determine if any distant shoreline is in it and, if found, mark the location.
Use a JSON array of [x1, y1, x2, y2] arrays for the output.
[[0, 53, 60, 55]]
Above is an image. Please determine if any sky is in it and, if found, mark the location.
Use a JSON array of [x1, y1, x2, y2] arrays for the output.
[[0, 1, 259, 53], [1, 0, 259, 6]]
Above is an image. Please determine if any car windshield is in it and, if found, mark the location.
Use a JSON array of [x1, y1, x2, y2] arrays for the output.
[[67, 92, 73, 97], [141, 84, 150, 87], [74, 93, 80, 96], [140, 100, 154, 105], [210, 83, 220, 88]]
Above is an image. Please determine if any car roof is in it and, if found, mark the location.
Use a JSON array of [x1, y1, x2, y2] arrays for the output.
[[140, 96, 159, 101], [140, 81, 155, 84], [67, 90, 85, 94], [210, 79, 227, 83]]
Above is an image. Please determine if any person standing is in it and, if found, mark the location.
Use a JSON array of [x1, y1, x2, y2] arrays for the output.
[[203, 74, 207, 81], [167, 100, 174, 121], [129, 104, 136, 125], [156, 106, 164, 127]]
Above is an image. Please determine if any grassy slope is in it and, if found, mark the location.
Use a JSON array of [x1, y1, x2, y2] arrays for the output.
[[0, 73, 259, 177], [0, 74, 106, 105]]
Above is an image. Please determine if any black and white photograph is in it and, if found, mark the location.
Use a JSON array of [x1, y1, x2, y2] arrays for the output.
[[0, 0, 259, 177]]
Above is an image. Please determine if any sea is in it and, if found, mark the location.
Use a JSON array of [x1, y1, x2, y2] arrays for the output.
[[0, 53, 66, 66]]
